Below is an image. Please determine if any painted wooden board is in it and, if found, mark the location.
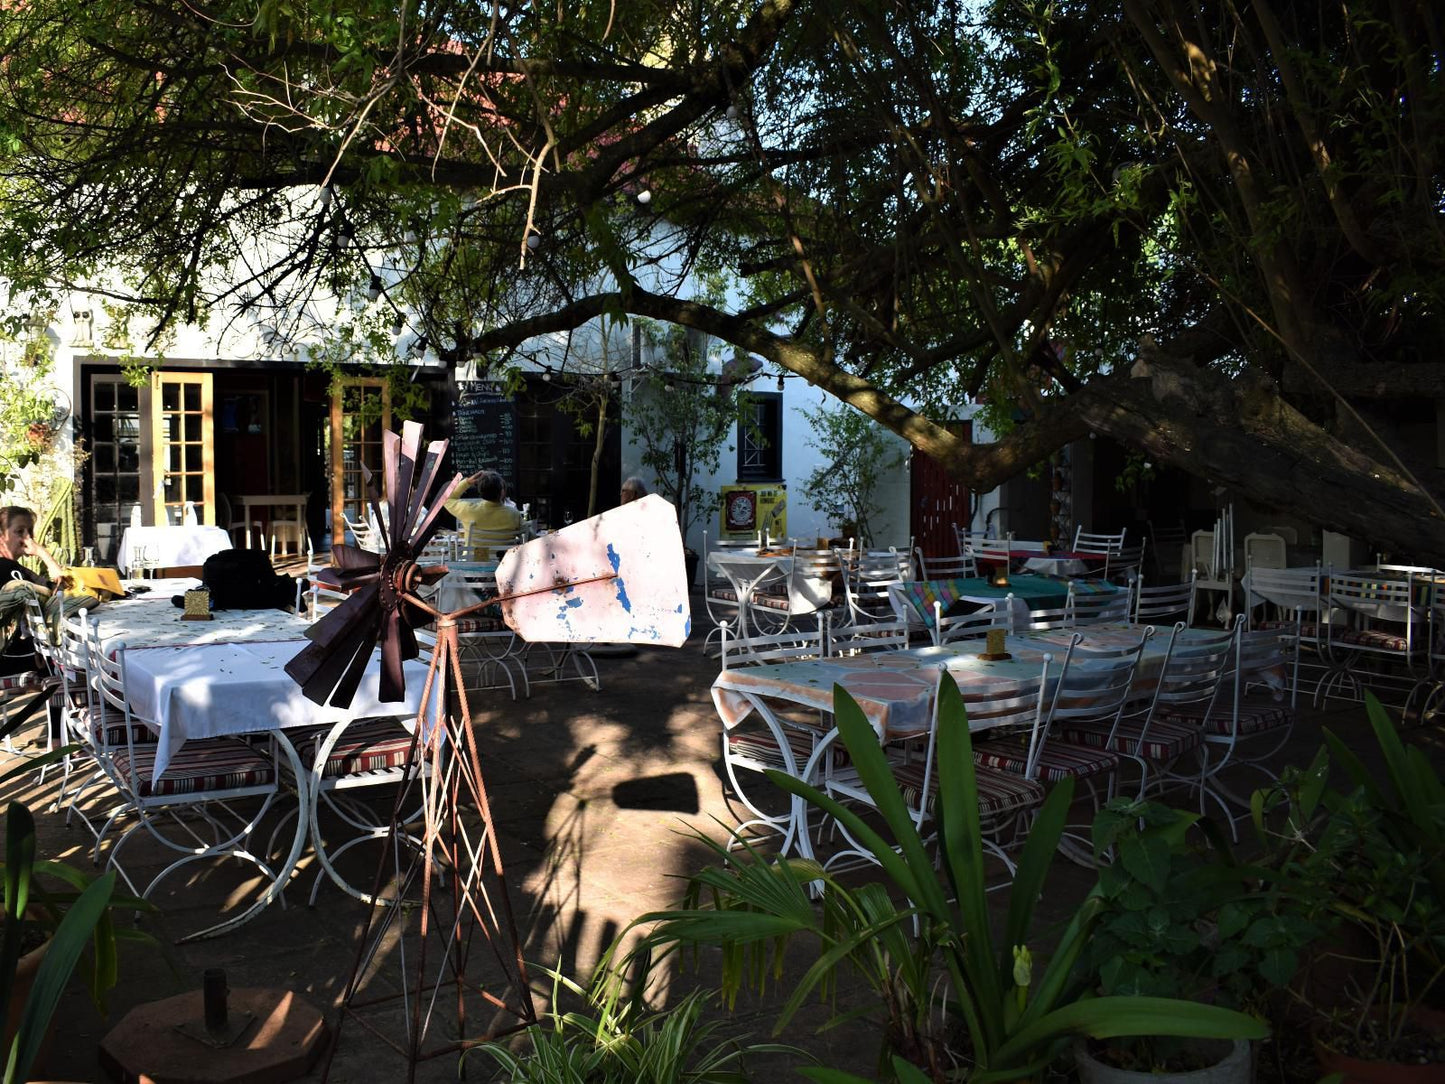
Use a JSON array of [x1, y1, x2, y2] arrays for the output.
[[495, 494, 690, 646]]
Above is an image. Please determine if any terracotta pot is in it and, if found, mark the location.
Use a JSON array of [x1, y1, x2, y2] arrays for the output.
[[1316, 1007, 1445, 1084]]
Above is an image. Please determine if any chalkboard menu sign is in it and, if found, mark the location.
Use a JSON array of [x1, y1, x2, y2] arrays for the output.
[[453, 381, 518, 493]]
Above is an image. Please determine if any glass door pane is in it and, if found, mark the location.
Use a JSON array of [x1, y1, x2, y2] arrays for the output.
[[329, 378, 390, 546], [150, 372, 214, 526]]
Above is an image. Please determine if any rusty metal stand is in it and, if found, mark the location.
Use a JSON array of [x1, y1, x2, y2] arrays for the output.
[[318, 606, 537, 1083]]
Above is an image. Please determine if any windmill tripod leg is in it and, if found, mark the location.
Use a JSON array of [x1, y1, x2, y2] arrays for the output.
[[319, 623, 537, 1082]]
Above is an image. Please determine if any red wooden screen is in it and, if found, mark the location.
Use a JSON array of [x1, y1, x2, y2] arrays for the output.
[[910, 421, 973, 559]]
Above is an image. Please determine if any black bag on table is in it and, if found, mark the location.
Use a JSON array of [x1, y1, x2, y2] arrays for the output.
[[197, 548, 305, 611]]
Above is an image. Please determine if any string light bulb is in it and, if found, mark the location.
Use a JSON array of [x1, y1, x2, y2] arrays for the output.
[[636, 189, 652, 206], [525, 232, 542, 251], [777, 374, 785, 391], [366, 274, 383, 302]]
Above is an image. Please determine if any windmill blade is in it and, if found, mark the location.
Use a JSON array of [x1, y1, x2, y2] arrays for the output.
[[402, 439, 451, 547], [360, 463, 391, 553], [285, 584, 383, 704], [494, 494, 689, 646]]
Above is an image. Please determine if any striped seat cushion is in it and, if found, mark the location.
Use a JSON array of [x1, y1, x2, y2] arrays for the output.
[[751, 593, 792, 611], [709, 588, 741, 603], [1161, 699, 1295, 737], [111, 738, 275, 798], [455, 616, 510, 634], [973, 738, 1118, 782], [299, 718, 416, 777], [1057, 717, 1202, 762], [83, 708, 159, 749], [726, 726, 833, 772], [893, 760, 1045, 818], [1331, 627, 1413, 652], [0, 670, 45, 692]]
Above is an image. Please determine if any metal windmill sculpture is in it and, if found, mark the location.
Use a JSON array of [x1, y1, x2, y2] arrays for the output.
[[286, 421, 690, 1081]]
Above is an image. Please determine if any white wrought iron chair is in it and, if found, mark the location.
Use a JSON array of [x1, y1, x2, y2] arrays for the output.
[[1071, 527, 1127, 577], [700, 531, 757, 654], [1066, 582, 1132, 626], [932, 600, 1011, 647], [971, 635, 1126, 825], [1132, 572, 1198, 628], [1317, 569, 1429, 706], [839, 547, 911, 628], [822, 667, 1050, 880], [1055, 622, 1212, 802], [716, 617, 830, 852], [289, 628, 436, 905], [460, 522, 525, 563], [85, 639, 283, 922], [915, 548, 978, 580]]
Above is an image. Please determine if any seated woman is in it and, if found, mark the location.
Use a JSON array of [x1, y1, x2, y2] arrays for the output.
[[0, 505, 65, 676]]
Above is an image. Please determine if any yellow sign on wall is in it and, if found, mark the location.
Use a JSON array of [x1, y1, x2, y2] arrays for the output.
[[719, 484, 787, 542]]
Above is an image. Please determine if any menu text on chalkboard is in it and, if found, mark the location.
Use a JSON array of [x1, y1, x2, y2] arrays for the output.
[[453, 381, 518, 494]]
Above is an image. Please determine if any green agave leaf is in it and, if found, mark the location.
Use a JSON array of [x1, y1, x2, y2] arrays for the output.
[[8, 872, 115, 1084], [932, 675, 1001, 1045], [0, 744, 77, 790], [993, 995, 1266, 1065]]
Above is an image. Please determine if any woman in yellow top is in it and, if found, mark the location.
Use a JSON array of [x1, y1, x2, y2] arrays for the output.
[[445, 470, 524, 560]]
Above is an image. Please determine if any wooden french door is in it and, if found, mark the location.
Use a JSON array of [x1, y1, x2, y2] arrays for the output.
[[150, 371, 215, 526], [329, 377, 391, 546]]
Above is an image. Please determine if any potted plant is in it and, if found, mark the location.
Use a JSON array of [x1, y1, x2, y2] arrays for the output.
[[1254, 692, 1445, 1081], [614, 679, 1266, 1081], [0, 719, 153, 1082], [1072, 799, 1317, 1082], [467, 955, 804, 1081]]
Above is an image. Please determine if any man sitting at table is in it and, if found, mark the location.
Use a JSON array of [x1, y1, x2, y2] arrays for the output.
[[445, 469, 524, 559]]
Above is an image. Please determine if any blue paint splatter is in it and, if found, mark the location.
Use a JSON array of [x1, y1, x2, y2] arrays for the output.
[[614, 575, 632, 613], [684, 616, 692, 637], [565, 597, 582, 608], [606, 544, 621, 573]]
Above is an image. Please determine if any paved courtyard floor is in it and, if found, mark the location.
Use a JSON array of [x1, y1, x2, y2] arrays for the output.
[[2, 608, 1432, 1082]]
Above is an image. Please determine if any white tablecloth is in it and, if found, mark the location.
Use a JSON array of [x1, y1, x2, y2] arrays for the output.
[[117, 525, 232, 575], [121, 641, 430, 784], [91, 588, 309, 653]]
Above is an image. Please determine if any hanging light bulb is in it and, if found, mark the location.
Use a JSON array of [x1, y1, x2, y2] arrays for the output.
[[391, 314, 406, 335], [776, 373, 785, 391], [636, 188, 652, 206], [366, 274, 383, 301], [525, 232, 542, 251]]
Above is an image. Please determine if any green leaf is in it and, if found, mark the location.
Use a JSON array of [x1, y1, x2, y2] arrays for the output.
[[1119, 833, 1171, 894], [8, 872, 115, 1084]]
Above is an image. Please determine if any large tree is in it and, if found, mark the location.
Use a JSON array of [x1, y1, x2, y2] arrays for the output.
[[1, 0, 1441, 555]]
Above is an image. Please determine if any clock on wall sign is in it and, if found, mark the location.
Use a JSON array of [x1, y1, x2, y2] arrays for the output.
[[718, 485, 788, 540], [725, 490, 757, 531]]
